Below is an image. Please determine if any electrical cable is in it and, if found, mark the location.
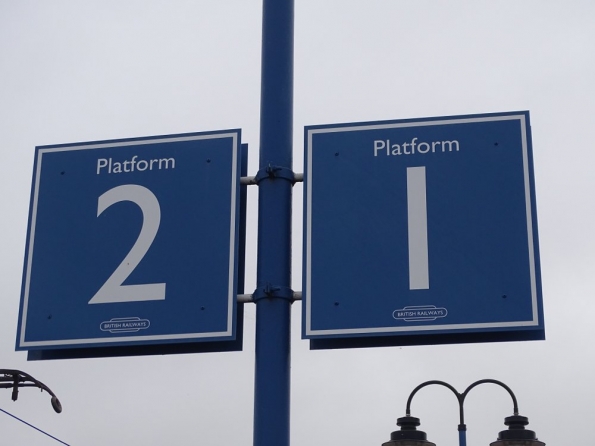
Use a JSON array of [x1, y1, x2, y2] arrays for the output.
[[0, 406, 70, 445]]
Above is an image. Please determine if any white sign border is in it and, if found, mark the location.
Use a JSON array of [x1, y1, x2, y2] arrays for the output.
[[19, 131, 240, 348], [304, 113, 540, 337]]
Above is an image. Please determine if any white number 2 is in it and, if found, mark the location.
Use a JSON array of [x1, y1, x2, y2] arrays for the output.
[[88, 184, 166, 304]]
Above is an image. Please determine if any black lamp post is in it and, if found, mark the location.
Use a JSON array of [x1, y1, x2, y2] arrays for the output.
[[382, 379, 545, 446], [0, 369, 62, 413]]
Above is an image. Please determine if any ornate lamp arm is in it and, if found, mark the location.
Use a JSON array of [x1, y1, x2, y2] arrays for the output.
[[0, 369, 62, 413], [404, 379, 521, 446]]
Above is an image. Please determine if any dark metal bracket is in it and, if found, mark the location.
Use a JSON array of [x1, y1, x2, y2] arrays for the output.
[[240, 165, 303, 186], [254, 164, 296, 184], [252, 283, 296, 302]]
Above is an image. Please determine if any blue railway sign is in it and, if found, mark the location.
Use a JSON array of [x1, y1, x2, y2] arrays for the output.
[[303, 112, 544, 348], [17, 130, 242, 353]]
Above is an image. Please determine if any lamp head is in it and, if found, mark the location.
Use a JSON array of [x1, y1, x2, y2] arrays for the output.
[[51, 396, 62, 413], [489, 415, 545, 446], [382, 416, 436, 446]]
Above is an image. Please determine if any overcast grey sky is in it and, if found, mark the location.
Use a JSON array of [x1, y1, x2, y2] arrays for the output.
[[1, 1, 594, 445]]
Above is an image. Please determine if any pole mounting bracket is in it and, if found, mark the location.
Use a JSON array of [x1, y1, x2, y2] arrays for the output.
[[254, 164, 296, 184], [252, 283, 295, 302]]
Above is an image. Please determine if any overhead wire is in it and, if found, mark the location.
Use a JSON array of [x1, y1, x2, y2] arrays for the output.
[[0, 406, 70, 445]]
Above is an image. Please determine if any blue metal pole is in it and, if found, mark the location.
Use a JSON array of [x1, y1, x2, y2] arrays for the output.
[[253, 1, 294, 446], [458, 428, 467, 446]]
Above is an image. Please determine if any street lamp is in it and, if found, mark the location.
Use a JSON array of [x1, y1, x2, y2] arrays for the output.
[[382, 379, 545, 446], [0, 369, 62, 413]]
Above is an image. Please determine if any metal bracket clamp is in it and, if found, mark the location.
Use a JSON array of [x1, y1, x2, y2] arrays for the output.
[[240, 172, 303, 186], [237, 292, 301, 303], [252, 283, 295, 302], [253, 164, 296, 184]]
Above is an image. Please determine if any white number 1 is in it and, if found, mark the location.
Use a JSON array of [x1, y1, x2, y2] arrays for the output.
[[88, 184, 166, 304], [407, 166, 430, 290]]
